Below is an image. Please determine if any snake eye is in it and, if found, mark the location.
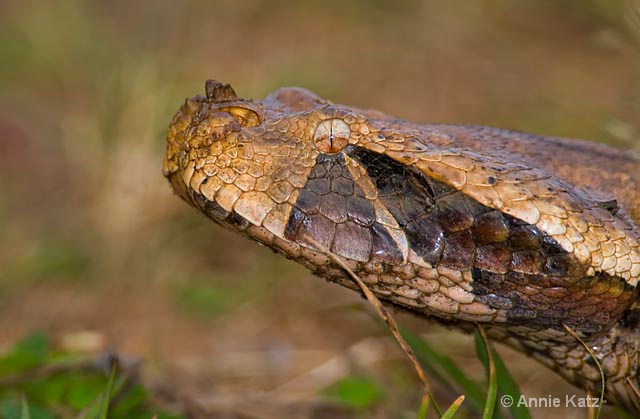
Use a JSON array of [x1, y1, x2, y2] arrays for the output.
[[219, 106, 262, 127], [314, 118, 350, 153]]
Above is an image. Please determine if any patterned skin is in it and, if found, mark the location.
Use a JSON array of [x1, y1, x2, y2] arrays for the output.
[[163, 80, 640, 413]]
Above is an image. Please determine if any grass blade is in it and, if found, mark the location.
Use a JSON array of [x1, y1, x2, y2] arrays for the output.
[[415, 392, 430, 419], [97, 364, 117, 419], [440, 395, 465, 419], [77, 363, 118, 419], [402, 329, 485, 413], [20, 395, 31, 419], [474, 326, 497, 419], [480, 338, 532, 419]]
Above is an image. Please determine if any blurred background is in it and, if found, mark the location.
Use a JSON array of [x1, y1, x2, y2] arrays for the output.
[[1, 0, 640, 418]]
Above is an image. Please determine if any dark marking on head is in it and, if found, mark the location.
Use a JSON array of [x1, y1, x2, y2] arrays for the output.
[[192, 190, 230, 223], [284, 152, 404, 263], [346, 145, 462, 266], [597, 199, 619, 216], [342, 146, 635, 335], [370, 223, 404, 264], [227, 211, 250, 230], [347, 146, 564, 275]]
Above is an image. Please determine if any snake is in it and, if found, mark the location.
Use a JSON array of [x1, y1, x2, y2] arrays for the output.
[[163, 80, 640, 413]]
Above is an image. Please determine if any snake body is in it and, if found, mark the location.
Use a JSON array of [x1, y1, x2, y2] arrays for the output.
[[163, 80, 640, 413]]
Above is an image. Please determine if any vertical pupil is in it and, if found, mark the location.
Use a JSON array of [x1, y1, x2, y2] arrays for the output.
[[313, 119, 350, 154], [330, 125, 334, 149]]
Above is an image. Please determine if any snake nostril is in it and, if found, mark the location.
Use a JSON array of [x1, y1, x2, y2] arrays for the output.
[[203, 80, 263, 127], [219, 105, 262, 127]]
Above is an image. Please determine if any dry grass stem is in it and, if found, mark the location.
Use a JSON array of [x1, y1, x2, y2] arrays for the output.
[[626, 376, 640, 400], [563, 323, 605, 419], [303, 236, 434, 407]]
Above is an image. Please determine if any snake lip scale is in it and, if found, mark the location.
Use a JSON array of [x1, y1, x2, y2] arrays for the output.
[[164, 79, 640, 413]]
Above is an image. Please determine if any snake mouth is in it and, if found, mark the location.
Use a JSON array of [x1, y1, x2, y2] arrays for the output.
[[165, 168, 246, 233]]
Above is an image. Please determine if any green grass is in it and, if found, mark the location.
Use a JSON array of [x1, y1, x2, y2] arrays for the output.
[[318, 325, 533, 418], [0, 333, 184, 419], [323, 376, 385, 409]]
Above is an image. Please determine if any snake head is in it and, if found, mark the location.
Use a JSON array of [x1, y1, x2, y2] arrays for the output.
[[162, 80, 401, 264], [163, 80, 639, 335]]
